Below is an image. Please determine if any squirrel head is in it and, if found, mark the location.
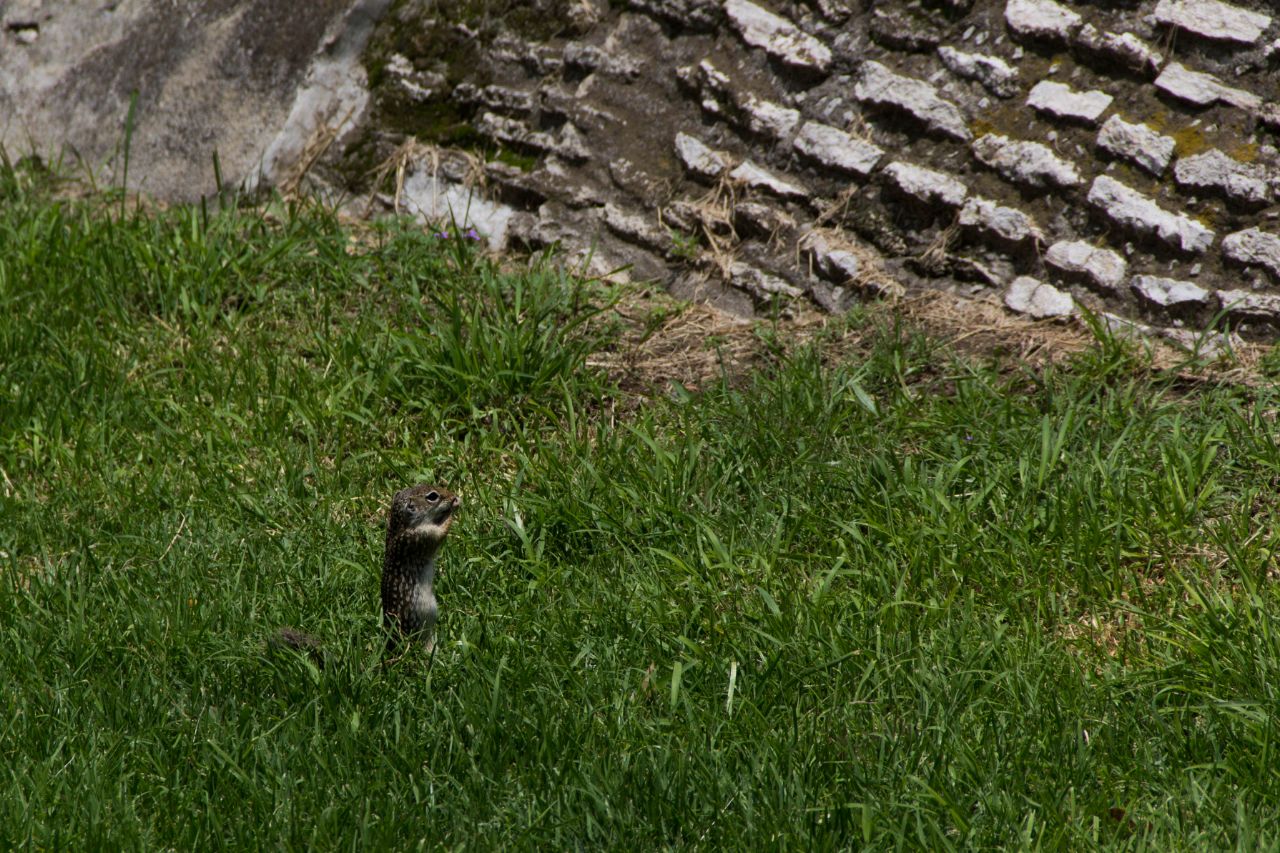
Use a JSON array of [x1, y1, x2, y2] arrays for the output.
[[387, 483, 460, 545]]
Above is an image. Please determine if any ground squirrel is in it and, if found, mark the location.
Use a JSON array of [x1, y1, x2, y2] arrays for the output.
[[270, 483, 460, 662], [380, 483, 461, 655]]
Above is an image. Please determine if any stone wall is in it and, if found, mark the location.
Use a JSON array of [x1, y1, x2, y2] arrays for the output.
[[357, 0, 1280, 345]]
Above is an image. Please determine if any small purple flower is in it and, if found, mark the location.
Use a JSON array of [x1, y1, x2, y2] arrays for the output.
[[434, 230, 450, 239], [465, 227, 481, 241]]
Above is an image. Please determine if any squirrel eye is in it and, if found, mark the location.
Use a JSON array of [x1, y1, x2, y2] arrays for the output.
[[425, 491, 439, 502]]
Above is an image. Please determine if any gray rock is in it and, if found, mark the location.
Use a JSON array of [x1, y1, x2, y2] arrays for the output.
[[730, 261, 805, 300], [740, 93, 801, 140], [1097, 116, 1175, 176], [803, 230, 905, 299], [793, 122, 885, 178], [385, 54, 444, 103], [958, 196, 1045, 246], [563, 43, 641, 79], [1026, 80, 1113, 125], [399, 171, 517, 251], [870, 9, 943, 53], [683, 59, 732, 97], [454, 82, 536, 116], [1153, 0, 1271, 45], [603, 203, 671, 253], [1100, 312, 1157, 342], [1045, 240, 1128, 292], [476, 112, 589, 162], [883, 161, 968, 208], [971, 133, 1082, 188], [735, 202, 796, 239], [937, 46, 1020, 98], [1087, 175, 1216, 254], [1216, 289, 1280, 320], [622, 0, 721, 30], [1131, 275, 1211, 308], [1263, 104, 1280, 134], [725, 0, 832, 72], [1159, 326, 1236, 358], [1005, 276, 1075, 318], [1154, 62, 1262, 111], [729, 160, 809, 199], [1222, 228, 1280, 281], [854, 60, 972, 142], [673, 132, 728, 180], [802, 231, 859, 281], [1073, 25, 1163, 76], [1173, 150, 1272, 207], [1004, 0, 1082, 42]]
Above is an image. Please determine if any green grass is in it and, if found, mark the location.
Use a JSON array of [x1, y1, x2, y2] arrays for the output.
[[4, 159, 1280, 849]]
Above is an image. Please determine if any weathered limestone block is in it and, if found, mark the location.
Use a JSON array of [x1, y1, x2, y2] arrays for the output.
[[1263, 104, 1280, 133], [730, 261, 805, 300], [938, 47, 1020, 98], [870, 9, 943, 53], [1154, 63, 1261, 111], [683, 59, 732, 97], [1159, 326, 1236, 357], [958, 196, 1044, 246], [563, 44, 640, 79], [883, 161, 968, 208], [476, 113, 589, 162], [734, 202, 796, 238], [1102, 311, 1234, 356], [400, 171, 518, 251], [725, 0, 832, 72], [673, 132, 728, 180], [971, 133, 1082, 188], [1005, 0, 1082, 42], [1097, 116, 1175, 176], [729, 160, 809, 199], [1026, 80, 1113, 125], [1222, 228, 1280, 281], [1216, 289, 1280, 320], [1087, 175, 1215, 254], [1005, 276, 1075, 318], [802, 230, 905, 299], [1045, 240, 1127, 292], [603, 203, 670, 253], [793, 122, 885, 178], [490, 34, 563, 75], [1173, 150, 1272, 207], [1153, 0, 1271, 46], [454, 83, 536, 116], [853, 61, 971, 142], [1073, 26, 1163, 76], [739, 93, 802, 140], [1130, 275, 1211, 308], [802, 232, 859, 280], [623, 0, 721, 30]]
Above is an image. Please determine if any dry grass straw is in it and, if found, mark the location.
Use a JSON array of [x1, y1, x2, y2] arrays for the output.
[[277, 105, 356, 199], [361, 137, 485, 218]]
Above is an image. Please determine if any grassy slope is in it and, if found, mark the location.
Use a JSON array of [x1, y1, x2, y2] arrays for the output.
[[3, 164, 1280, 849]]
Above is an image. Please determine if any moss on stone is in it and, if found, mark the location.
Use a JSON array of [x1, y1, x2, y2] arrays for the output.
[[347, 0, 582, 189], [1171, 125, 1209, 159], [1228, 142, 1259, 163]]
